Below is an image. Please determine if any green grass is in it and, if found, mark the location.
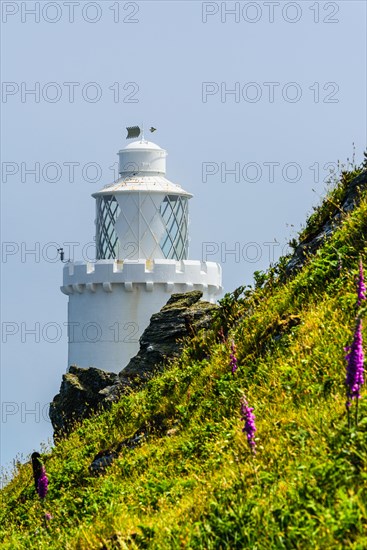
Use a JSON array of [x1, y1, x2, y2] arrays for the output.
[[1, 165, 367, 549]]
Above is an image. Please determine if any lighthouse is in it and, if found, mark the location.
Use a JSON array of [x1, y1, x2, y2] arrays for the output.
[[61, 132, 222, 373]]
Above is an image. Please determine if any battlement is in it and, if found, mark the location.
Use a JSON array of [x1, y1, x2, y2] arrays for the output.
[[61, 259, 222, 296]]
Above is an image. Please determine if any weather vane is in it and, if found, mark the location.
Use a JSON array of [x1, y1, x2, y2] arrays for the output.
[[126, 125, 157, 140]]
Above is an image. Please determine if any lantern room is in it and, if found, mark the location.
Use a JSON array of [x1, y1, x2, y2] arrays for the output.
[[93, 139, 192, 262]]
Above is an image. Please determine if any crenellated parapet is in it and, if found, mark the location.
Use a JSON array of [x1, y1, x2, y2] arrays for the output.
[[61, 259, 222, 296]]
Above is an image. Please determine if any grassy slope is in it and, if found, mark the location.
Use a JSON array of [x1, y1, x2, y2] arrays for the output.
[[1, 167, 367, 549]]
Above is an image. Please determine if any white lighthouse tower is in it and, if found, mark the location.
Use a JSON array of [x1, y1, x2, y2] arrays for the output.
[[61, 133, 222, 373]]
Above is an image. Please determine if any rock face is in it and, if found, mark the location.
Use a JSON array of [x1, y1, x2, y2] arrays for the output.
[[89, 431, 146, 476], [50, 291, 218, 436], [121, 290, 216, 380], [285, 170, 367, 277], [49, 367, 118, 437]]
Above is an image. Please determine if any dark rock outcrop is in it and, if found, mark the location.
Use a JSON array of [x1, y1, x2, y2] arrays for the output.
[[119, 290, 216, 378], [89, 431, 146, 476], [89, 414, 179, 476], [285, 170, 367, 277], [49, 367, 118, 437], [50, 291, 218, 437]]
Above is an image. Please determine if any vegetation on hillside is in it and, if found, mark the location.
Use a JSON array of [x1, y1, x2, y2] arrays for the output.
[[1, 160, 367, 549]]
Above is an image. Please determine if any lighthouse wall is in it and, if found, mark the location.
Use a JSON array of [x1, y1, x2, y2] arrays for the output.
[[61, 259, 222, 373]]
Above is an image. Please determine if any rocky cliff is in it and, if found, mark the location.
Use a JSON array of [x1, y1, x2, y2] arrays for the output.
[[50, 291, 218, 436]]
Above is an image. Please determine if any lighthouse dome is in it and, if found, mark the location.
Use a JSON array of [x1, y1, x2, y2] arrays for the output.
[[118, 139, 167, 176], [124, 140, 162, 150]]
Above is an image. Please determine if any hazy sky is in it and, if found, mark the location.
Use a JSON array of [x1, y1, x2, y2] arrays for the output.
[[1, 0, 366, 474]]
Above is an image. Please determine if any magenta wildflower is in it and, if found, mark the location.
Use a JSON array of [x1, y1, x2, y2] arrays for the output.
[[345, 317, 364, 407], [43, 512, 52, 530], [37, 467, 49, 499], [32, 452, 49, 500], [218, 327, 226, 343], [357, 259, 366, 307], [230, 341, 238, 374], [240, 395, 256, 452]]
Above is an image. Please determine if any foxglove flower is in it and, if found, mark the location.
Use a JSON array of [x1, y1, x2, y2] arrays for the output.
[[37, 467, 49, 499], [230, 341, 238, 374], [357, 259, 366, 307], [31, 452, 49, 499], [240, 395, 256, 452], [218, 327, 226, 343], [345, 317, 364, 406]]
